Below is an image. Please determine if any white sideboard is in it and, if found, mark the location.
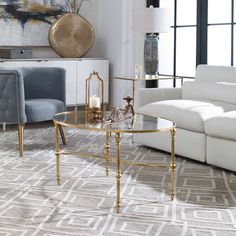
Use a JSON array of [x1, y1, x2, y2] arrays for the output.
[[0, 58, 109, 106]]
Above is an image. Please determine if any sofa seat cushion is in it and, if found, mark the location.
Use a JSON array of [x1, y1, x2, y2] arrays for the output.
[[25, 99, 65, 123], [139, 99, 236, 132], [205, 111, 236, 141]]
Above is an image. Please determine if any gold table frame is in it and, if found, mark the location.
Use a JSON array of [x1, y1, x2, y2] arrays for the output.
[[53, 111, 176, 214], [110, 76, 183, 109]]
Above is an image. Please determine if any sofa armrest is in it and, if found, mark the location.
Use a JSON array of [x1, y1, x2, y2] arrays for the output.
[[134, 87, 182, 111], [0, 69, 26, 124]]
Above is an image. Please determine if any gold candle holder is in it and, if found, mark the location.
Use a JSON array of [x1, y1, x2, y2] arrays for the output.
[[87, 107, 102, 121], [85, 71, 104, 121]]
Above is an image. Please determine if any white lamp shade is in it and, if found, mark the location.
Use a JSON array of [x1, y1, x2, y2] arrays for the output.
[[133, 8, 170, 33]]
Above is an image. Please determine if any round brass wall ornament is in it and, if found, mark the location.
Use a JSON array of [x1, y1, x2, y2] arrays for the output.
[[48, 13, 95, 58]]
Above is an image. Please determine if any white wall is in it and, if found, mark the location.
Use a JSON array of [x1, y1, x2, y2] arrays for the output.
[[92, 0, 145, 107]]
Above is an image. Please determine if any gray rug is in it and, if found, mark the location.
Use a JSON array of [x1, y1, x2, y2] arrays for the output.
[[0, 123, 236, 236]]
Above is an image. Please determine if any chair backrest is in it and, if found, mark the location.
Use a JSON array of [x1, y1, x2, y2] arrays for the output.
[[0, 68, 27, 123], [182, 65, 236, 105], [21, 67, 66, 105]]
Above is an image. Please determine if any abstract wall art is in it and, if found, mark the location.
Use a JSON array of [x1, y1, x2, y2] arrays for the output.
[[0, 0, 67, 46]]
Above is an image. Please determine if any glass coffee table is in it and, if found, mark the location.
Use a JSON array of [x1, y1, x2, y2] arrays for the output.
[[53, 111, 176, 213]]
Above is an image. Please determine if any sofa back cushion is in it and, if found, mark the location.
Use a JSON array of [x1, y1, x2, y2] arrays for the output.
[[182, 65, 236, 105], [182, 81, 236, 105], [195, 65, 236, 82]]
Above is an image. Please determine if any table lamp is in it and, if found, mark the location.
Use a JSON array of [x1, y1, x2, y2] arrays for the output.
[[134, 6, 170, 78]]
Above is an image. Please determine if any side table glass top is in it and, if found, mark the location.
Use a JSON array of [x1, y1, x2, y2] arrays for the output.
[[53, 111, 175, 133], [112, 76, 183, 81]]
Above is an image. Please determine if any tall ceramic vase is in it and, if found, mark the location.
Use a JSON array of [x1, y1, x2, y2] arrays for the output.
[[48, 13, 95, 58]]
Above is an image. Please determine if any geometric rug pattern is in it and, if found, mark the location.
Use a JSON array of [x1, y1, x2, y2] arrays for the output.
[[0, 123, 236, 235]]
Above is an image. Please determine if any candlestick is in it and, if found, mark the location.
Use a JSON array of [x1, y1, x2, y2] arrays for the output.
[[86, 71, 104, 115], [89, 95, 100, 108], [93, 96, 101, 108], [89, 96, 93, 108]]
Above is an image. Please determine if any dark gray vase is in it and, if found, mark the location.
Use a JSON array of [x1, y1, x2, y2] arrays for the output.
[[144, 34, 158, 77]]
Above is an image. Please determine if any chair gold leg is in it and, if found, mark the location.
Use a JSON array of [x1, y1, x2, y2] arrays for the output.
[[18, 124, 24, 157], [58, 124, 66, 145]]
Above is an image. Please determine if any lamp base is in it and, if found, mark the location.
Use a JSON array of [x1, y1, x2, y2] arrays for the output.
[[144, 34, 159, 76]]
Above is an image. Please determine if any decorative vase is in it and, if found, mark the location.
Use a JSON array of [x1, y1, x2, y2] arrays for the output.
[[48, 13, 95, 58]]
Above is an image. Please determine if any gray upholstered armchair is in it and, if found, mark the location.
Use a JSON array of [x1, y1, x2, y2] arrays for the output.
[[0, 67, 66, 157]]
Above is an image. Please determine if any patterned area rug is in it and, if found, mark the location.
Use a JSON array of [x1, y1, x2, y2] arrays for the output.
[[0, 122, 236, 236]]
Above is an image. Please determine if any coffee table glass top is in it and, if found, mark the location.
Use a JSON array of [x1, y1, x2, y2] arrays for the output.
[[53, 111, 175, 133]]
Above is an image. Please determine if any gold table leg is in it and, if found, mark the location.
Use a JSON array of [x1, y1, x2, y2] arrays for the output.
[[170, 128, 176, 201], [55, 123, 61, 185], [104, 131, 110, 176], [115, 132, 121, 213]]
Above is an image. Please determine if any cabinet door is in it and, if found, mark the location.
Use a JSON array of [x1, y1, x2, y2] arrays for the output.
[[76, 60, 109, 105], [0, 60, 77, 106]]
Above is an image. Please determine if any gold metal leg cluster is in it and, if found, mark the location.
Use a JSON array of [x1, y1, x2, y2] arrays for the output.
[[115, 132, 121, 214], [17, 122, 65, 158], [170, 128, 176, 201], [53, 120, 176, 213]]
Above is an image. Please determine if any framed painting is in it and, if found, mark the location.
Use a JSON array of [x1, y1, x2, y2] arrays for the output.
[[0, 0, 67, 46]]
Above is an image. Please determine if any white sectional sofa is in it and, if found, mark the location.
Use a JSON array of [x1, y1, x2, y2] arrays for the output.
[[134, 65, 236, 172]]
